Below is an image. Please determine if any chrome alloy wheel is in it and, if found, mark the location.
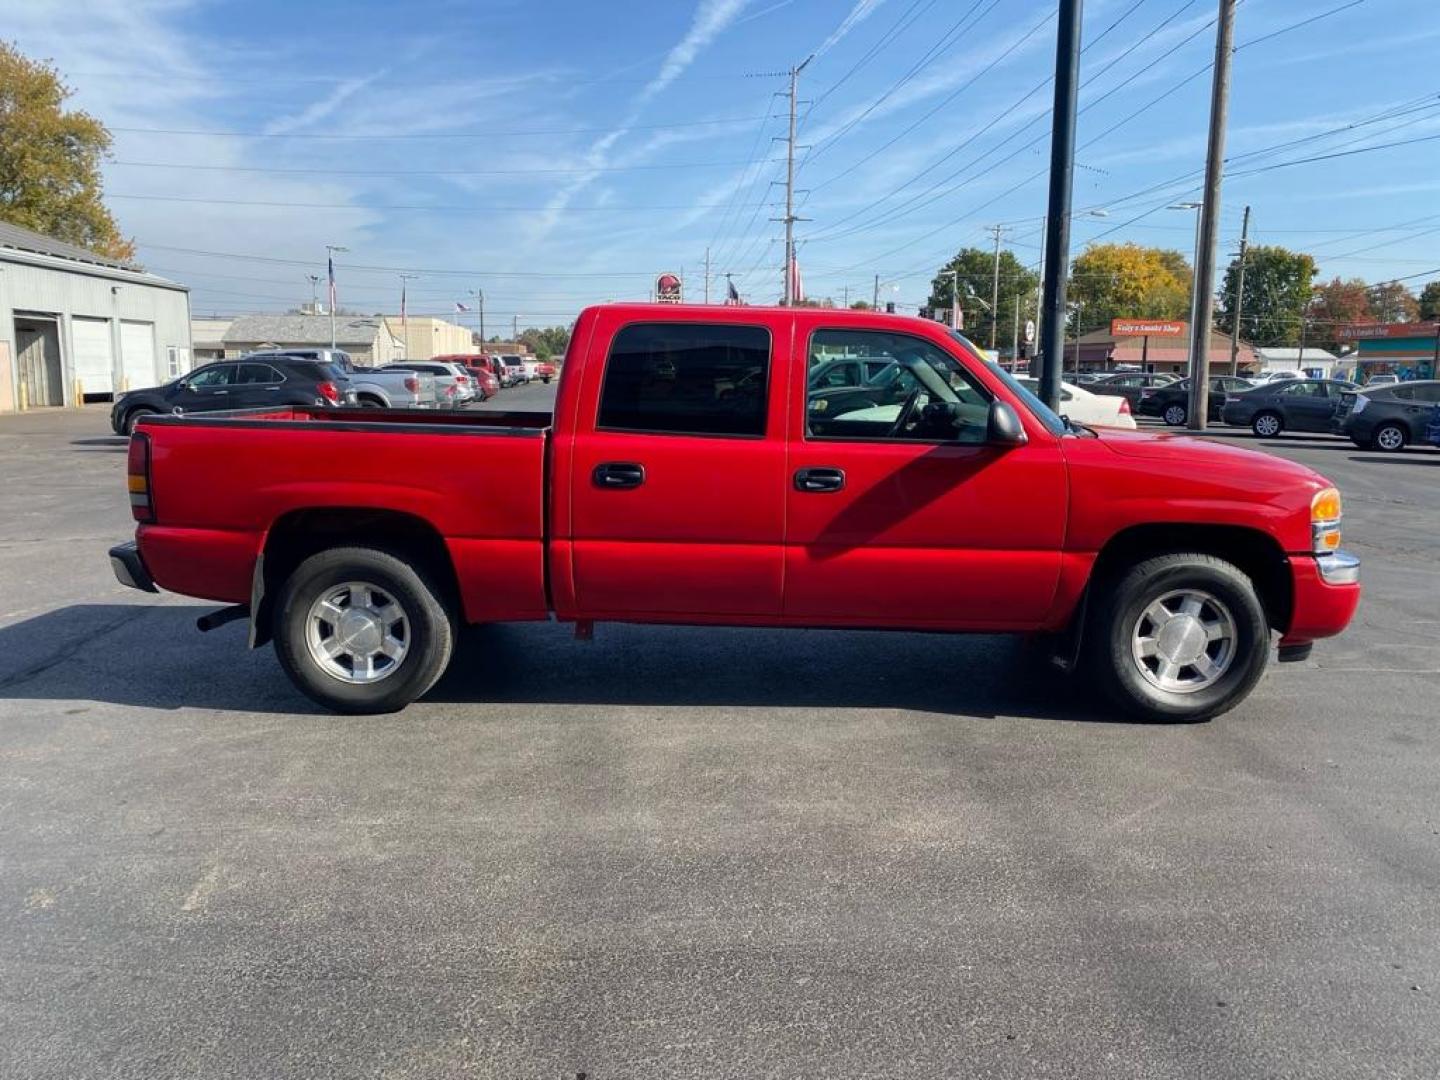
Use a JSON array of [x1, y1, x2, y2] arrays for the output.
[[1130, 589, 1237, 694], [1253, 413, 1281, 437], [1375, 425, 1405, 451], [1163, 404, 1187, 426], [305, 581, 410, 684]]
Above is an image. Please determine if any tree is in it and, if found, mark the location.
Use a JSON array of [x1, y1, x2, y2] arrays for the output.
[[924, 248, 1039, 348], [1419, 280, 1440, 321], [517, 325, 571, 360], [849, 300, 873, 311], [1309, 277, 1371, 351], [1067, 243, 1191, 334], [0, 42, 133, 260], [1216, 245, 1315, 347], [1369, 281, 1419, 324]]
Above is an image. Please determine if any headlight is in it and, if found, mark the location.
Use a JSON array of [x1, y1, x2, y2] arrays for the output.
[[1311, 486, 1342, 554]]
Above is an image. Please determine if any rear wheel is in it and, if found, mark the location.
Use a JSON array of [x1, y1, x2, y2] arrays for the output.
[[273, 547, 454, 714], [1251, 411, 1283, 437], [357, 395, 383, 408], [1162, 403, 1188, 426], [1372, 422, 1407, 452], [1087, 553, 1269, 722]]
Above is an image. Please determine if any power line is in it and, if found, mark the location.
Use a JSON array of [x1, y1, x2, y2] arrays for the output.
[[108, 157, 786, 177], [109, 193, 768, 213], [135, 243, 662, 277], [108, 114, 772, 140]]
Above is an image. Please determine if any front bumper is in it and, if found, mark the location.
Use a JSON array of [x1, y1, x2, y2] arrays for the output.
[[109, 540, 159, 593], [1280, 550, 1361, 646]]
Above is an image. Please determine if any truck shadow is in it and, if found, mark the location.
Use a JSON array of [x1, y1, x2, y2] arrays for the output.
[[0, 604, 1147, 724]]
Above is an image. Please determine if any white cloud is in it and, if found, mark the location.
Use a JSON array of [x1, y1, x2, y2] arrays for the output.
[[815, 0, 885, 59], [263, 76, 381, 136]]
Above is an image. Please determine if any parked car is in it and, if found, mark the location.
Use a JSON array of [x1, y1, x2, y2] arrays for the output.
[[484, 355, 521, 388], [1086, 372, 1180, 412], [1247, 370, 1302, 386], [110, 304, 1358, 723], [1015, 377, 1136, 429], [1365, 373, 1400, 388], [535, 361, 556, 384], [110, 357, 355, 435], [1138, 376, 1255, 426], [243, 347, 356, 368], [246, 349, 438, 409], [1219, 378, 1358, 437], [469, 366, 500, 400], [1426, 404, 1440, 448], [1333, 380, 1440, 451], [429, 355, 501, 401], [501, 355, 528, 385], [382, 361, 476, 407]]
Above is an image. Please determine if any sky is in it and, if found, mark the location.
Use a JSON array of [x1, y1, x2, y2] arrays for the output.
[[4, 0, 1438, 331]]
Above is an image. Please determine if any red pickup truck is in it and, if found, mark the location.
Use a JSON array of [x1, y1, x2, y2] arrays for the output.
[[109, 304, 1360, 720]]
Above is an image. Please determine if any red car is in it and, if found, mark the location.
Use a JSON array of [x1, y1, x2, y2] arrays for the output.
[[535, 361, 556, 383], [109, 304, 1359, 719]]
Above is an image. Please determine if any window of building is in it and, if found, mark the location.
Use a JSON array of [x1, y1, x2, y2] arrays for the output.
[[166, 346, 191, 379], [597, 323, 771, 437]]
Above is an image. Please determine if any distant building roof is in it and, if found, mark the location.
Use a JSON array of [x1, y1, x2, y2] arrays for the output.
[[223, 314, 392, 347], [0, 218, 185, 289], [1255, 346, 1340, 363]]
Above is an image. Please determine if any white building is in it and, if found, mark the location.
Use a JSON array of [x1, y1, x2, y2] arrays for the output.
[[0, 221, 192, 411], [1253, 346, 1343, 378]]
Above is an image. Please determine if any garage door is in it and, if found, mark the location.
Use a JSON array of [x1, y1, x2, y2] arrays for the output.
[[119, 321, 157, 390], [72, 317, 114, 397]]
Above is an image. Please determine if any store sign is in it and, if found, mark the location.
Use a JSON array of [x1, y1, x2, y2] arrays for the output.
[[1024, 319, 1036, 344], [1339, 322, 1439, 341], [655, 273, 683, 303], [1111, 319, 1186, 337]]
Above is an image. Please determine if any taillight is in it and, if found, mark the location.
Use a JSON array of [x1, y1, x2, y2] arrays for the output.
[[454, 374, 469, 384], [403, 376, 419, 393], [317, 380, 340, 405], [127, 432, 154, 523], [1118, 397, 1131, 414]]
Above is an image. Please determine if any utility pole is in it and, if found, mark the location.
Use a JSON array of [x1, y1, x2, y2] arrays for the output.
[[1187, 0, 1238, 431], [1012, 300, 1021, 366], [469, 289, 485, 344], [873, 274, 880, 309], [513, 314, 518, 340], [842, 284, 849, 308], [779, 56, 813, 306], [704, 247, 711, 304], [398, 273, 416, 347], [989, 224, 1004, 350], [1039, 0, 1084, 412], [1229, 204, 1251, 376], [943, 268, 961, 330], [325, 244, 348, 350], [306, 274, 320, 314]]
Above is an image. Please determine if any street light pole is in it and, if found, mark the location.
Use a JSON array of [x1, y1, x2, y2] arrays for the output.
[[943, 268, 960, 330], [325, 244, 349, 350], [306, 274, 320, 313]]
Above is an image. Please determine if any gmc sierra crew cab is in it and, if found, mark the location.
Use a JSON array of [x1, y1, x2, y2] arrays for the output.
[[109, 304, 1361, 720]]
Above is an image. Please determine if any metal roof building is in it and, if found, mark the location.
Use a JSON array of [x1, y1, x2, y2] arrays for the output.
[[0, 221, 192, 411], [221, 314, 403, 366]]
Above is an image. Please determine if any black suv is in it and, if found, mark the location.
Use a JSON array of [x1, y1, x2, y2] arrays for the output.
[[1334, 380, 1440, 451], [110, 358, 356, 435]]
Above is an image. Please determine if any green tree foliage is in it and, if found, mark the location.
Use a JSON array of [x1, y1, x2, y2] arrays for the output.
[[1419, 280, 1440, 322], [1067, 243, 1192, 333], [925, 248, 1039, 347], [1216, 245, 1316, 347], [517, 325, 572, 360], [1368, 281, 1419, 324], [0, 42, 133, 261]]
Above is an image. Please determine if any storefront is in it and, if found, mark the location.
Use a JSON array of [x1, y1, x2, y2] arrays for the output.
[[1338, 322, 1438, 383]]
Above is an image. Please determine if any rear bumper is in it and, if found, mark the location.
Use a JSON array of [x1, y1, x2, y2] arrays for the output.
[[109, 541, 159, 593], [1280, 550, 1361, 646]]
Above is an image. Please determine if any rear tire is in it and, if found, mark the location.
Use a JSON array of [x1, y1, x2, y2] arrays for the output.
[[273, 546, 454, 714], [1162, 403, 1188, 426], [1086, 553, 1269, 723], [1371, 422, 1407, 452], [1251, 411, 1283, 438]]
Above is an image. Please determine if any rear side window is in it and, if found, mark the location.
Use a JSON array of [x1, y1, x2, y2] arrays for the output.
[[1411, 383, 1440, 403], [598, 322, 771, 437], [237, 363, 284, 385]]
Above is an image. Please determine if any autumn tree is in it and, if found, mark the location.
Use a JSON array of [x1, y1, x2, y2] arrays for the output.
[[1216, 245, 1315, 347], [1420, 280, 1440, 321], [924, 248, 1039, 347], [0, 43, 133, 260], [1309, 277, 1371, 350], [1066, 243, 1191, 333], [1369, 281, 1419, 323]]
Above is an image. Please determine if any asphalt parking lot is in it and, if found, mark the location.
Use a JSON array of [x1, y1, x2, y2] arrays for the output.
[[2, 385, 1438, 1079]]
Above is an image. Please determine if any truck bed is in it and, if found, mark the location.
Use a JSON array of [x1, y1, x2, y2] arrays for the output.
[[133, 405, 553, 624]]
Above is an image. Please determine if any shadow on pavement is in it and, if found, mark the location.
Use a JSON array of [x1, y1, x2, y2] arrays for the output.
[[70, 437, 127, 447], [1347, 454, 1440, 467], [0, 603, 1139, 724]]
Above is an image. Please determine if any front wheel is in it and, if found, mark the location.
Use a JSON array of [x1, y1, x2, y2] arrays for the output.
[[1087, 553, 1269, 722], [273, 547, 454, 714], [541, 377, 551, 384], [124, 408, 156, 435], [1162, 403, 1188, 426]]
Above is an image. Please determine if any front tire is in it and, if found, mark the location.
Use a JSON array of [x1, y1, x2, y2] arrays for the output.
[[1162, 403, 1188, 426], [1372, 422, 1407, 452], [273, 547, 454, 714], [124, 408, 156, 435], [1251, 411, 1283, 438], [1087, 553, 1269, 722]]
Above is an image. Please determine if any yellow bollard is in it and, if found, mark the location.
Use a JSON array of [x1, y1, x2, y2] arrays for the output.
[[74, 378, 84, 407], [18, 380, 28, 411]]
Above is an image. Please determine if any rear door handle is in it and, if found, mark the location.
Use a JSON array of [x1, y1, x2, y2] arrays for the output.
[[794, 467, 846, 493], [592, 462, 646, 489]]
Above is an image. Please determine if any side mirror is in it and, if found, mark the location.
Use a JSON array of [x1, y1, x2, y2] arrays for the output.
[[987, 400, 1028, 447]]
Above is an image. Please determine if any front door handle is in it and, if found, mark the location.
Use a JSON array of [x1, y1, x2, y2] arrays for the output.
[[794, 466, 846, 493], [592, 462, 646, 489]]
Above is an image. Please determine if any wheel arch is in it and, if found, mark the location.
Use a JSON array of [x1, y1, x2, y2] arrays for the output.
[[1090, 523, 1293, 635], [251, 507, 461, 648]]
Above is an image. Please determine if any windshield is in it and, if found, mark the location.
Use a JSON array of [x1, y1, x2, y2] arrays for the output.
[[949, 331, 1067, 436]]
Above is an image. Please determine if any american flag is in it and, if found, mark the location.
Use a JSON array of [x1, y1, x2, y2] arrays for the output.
[[400, 281, 407, 334], [455, 302, 470, 313], [726, 278, 742, 305]]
